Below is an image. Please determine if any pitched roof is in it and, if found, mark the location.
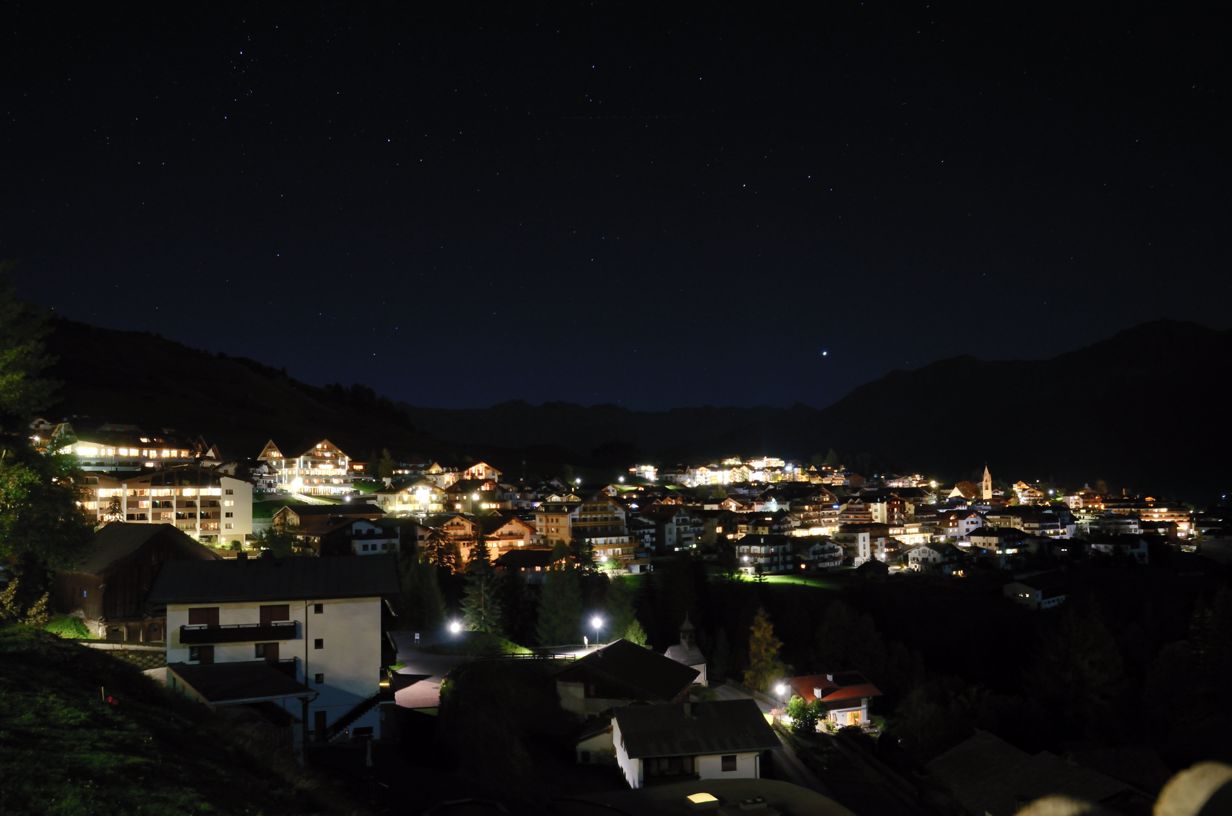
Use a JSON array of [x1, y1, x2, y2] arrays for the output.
[[613, 699, 778, 759], [279, 503, 383, 518], [75, 523, 220, 575], [786, 672, 882, 706], [556, 638, 699, 701], [168, 661, 312, 704], [927, 730, 1133, 816], [148, 554, 400, 605], [479, 513, 533, 536], [494, 548, 559, 569]]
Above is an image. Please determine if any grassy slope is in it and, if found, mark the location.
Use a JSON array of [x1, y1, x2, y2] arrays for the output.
[[0, 626, 354, 816]]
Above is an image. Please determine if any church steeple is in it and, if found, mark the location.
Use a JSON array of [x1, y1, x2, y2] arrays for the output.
[[680, 615, 696, 649], [981, 464, 993, 501]]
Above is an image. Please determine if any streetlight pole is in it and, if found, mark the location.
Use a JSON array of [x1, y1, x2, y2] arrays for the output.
[[590, 615, 604, 649]]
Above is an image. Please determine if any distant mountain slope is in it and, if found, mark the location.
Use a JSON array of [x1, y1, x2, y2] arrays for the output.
[[44, 318, 1231, 496], [708, 320, 1232, 495], [45, 319, 435, 462]]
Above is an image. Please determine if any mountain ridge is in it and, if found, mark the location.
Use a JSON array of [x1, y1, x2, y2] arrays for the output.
[[43, 318, 1231, 497]]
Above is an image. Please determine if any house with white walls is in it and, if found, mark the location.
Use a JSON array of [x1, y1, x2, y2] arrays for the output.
[[612, 699, 778, 789], [148, 554, 399, 751], [784, 671, 882, 729]]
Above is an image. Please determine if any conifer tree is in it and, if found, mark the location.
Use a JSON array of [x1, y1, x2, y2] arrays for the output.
[[0, 274, 91, 589], [536, 567, 583, 646], [744, 606, 786, 692], [461, 536, 503, 634]]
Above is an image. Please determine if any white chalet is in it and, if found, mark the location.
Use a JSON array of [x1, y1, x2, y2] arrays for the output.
[[612, 700, 778, 789], [149, 555, 399, 751]]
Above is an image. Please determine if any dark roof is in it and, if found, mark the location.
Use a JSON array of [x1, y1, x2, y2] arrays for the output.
[[495, 548, 558, 569], [927, 730, 1133, 816], [169, 661, 312, 704], [76, 523, 220, 575], [613, 699, 778, 759], [556, 638, 699, 701], [479, 513, 530, 535], [148, 554, 400, 604], [279, 503, 383, 518]]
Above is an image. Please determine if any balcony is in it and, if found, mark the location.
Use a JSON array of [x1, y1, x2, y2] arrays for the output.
[[180, 621, 299, 644]]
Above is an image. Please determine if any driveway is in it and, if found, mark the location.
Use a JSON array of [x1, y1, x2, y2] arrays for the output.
[[711, 681, 835, 798], [389, 630, 474, 709]]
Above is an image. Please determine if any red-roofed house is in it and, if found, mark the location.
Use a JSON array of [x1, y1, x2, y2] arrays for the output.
[[785, 671, 882, 728]]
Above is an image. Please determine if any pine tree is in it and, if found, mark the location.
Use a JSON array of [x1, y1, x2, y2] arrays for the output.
[[570, 536, 595, 572], [377, 448, 396, 480], [605, 576, 639, 638], [744, 606, 786, 692], [398, 552, 446, 631], [1, 278, 91, 580], [461, 537, 503, 634], [623, 617, 649, 646], [536, 567, 583, 646], [425, 528, 460, 572], [0, 270, 56, 433]]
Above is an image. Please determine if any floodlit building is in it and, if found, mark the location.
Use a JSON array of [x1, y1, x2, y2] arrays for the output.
[[257, 439, 354, 496], [784, 671, 882, 729], [79, 466, 253, 546], [52, 422, 216, 472]]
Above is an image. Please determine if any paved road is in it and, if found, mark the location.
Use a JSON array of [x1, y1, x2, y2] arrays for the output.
[[389, 630, 473, 709], [711, 682, 835, 798]]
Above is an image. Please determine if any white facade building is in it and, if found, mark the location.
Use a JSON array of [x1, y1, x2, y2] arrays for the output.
[[612, 700, 778, 789], [80, 467, 253, 545], [150, 556, 399, 747]]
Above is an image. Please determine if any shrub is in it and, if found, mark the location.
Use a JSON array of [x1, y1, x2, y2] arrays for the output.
[[45, 615, 91, 639]]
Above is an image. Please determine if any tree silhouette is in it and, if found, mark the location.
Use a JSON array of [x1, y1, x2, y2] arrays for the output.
[[744, 606, 786, 692], [536, 567, 583, 646]]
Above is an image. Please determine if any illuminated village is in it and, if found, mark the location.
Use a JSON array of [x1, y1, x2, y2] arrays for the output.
[[7, 412, 1229, 814]]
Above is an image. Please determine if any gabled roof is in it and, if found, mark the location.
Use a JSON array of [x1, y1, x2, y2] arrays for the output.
[[277, 503, 383, 519], [613, 699, 778, 759], [786, 672, 882, 706], [927, 730, 1134, 816], [479, 513, 534, 536], [75, 523, 220, 575], [148, 554, 400, 605], [494, 548, 559, 569], [556, 638, 699, 701], [168, 661, 312, 704]]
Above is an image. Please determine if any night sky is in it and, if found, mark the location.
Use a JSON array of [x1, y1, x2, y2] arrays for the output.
[[3, 3, 1227, 409]]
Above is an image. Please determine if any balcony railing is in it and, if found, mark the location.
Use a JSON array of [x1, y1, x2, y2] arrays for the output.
[[180, 621, 299, 644]]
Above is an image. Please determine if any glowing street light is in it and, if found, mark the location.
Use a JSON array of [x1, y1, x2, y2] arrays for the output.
[[774, 682, 789, 699], [448, 620, 463, 636], [590, 615, 604, 646]]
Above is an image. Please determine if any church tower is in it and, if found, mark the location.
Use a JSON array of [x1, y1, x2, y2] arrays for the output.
[[981, 464, 993, 501]]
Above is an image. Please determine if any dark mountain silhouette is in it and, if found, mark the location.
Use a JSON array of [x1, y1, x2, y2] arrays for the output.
[[44, 318, 1230, 497]]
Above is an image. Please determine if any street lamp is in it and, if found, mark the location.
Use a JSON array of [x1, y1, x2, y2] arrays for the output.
[[774, 682, 789, 699], [448, 620, 463, 636], [590, 615, 604, 647]]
